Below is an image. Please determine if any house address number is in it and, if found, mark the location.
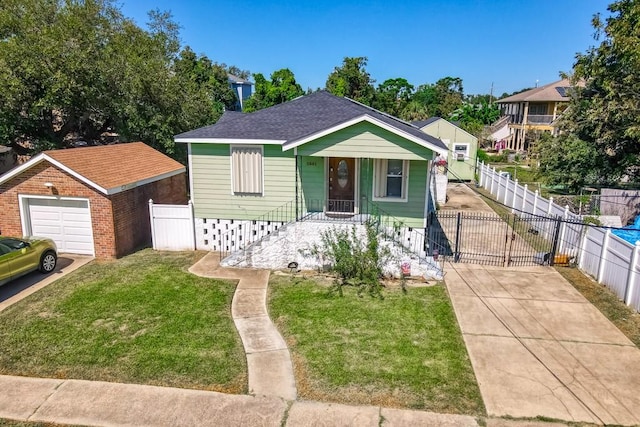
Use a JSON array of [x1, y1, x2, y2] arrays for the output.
[[306, 161, 317, 166]]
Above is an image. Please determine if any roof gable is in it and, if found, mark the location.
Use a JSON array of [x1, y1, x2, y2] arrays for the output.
[[497, 78, 582, 103], [413, 117, 477, 142], [0, 142, 185, 195], [175, 91, 447, 152]]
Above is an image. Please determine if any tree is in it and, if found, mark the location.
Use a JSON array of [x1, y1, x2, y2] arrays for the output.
[[372, 78, 414, 117], [450, 101, 500, 135], [555, 0, 640, 182], [0, 0, 232, 160], [325, 57, 375, 105], [535, 133, 607, 192], [412, 77, 464, 118], [243, 68, 304, 112]]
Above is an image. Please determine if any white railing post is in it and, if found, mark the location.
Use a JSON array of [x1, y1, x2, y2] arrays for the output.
[[578, 226, 589, 270], [533, 190, 539, 216], [597, 229, 612, 283], [625, 241, 640, 306], [503, 175, 510, 204], [511, 179, 519, 213], [558, 205, 569, 253], [188, 199, 196, 250], [479, 161, 484, 187], [148, 199, 156, 250], [490, 167, 497, 194], [522, 184, 528, 213], [548, 196, 554, 216]]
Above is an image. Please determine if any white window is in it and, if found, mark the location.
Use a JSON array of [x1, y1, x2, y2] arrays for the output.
[[453, 143, 469, 161], [373, 159, 409, 202], [231, 145, 263, 195]]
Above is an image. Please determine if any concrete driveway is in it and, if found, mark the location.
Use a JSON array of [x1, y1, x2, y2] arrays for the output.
[[445, 262, 640, 425], [0, 254, 93, 312]]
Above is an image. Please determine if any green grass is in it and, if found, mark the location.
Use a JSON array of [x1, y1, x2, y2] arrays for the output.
[[269, 275, 485, 415], [0, 250, 246, 393]]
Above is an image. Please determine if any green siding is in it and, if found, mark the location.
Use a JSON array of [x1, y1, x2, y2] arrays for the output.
[[298, 156, 325, 212], [420, 120, 478, 181], [191, 144, 296, 219], [296, 122, 433, 161], [359, 159, 428, 228]]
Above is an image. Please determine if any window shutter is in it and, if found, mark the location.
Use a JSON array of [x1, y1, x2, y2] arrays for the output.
[[374, 159, 387, 198], [232, 146, 263, 194]]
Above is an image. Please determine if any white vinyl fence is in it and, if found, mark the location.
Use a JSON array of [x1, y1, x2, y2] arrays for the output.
[[478, 161, 640, 312], [149, 200, 195, 251]]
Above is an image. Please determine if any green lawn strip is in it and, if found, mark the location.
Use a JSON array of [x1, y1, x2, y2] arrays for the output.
[[0, 250, 246, 393], [269, 275, 485, 415]]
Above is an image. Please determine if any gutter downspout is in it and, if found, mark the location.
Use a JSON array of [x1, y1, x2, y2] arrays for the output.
[[294, 147, 299, 221]]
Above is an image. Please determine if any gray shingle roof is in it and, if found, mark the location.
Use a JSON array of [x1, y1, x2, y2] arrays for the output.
[[412, 117, 441, 128], [175, 91, 446, 151]]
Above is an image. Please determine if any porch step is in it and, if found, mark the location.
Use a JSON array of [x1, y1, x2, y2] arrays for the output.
[[221, 221, 443, 280]]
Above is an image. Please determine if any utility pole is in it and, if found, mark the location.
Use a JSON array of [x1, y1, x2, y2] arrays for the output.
[[490, 82, 494, 104]]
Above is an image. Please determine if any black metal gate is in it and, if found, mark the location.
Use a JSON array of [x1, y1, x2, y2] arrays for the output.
[[426, 211, 563, 267]]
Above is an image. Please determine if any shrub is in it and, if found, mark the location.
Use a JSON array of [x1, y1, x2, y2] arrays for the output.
[[476, 148, 490, 163], [312, 220, 391, 298]]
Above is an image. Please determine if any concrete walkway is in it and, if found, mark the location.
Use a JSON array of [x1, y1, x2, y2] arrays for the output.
[[189, 252, 297, 401], [446, 263, 640, 425], [441, 183, 640, 425]]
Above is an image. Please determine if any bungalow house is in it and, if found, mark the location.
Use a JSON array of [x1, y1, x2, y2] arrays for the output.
[[413, 118, 478, 181], [492, 78, 580, 152], [174, 91, 447, 265]]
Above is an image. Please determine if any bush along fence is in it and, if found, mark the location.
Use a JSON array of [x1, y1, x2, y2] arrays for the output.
[[477, 161, 640, 313]]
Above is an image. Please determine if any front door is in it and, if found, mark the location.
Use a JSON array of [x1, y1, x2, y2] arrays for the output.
[[328, 157, 355, 213]]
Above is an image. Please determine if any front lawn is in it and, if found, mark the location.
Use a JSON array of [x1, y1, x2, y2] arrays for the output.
[[269, 275, 485, 415], [0, 250, 246, 393]]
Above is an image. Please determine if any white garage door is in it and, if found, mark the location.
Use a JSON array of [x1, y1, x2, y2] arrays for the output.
[[26, 198, 95, 255]]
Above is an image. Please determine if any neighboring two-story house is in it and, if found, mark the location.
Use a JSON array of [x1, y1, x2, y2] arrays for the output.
[[228, 73, 253, 111], [493, 78, 578, 152]]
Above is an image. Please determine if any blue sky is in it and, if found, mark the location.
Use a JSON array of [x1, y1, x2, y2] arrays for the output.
[[119, 0, 611, 96]]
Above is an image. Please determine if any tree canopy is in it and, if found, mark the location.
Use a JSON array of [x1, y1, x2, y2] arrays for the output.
[[538, 0, 640, 187], [243, 68, 304, 112], [0, 0, 237, 160], [372, 78, 414, 118], [325, 57, 375, 105]]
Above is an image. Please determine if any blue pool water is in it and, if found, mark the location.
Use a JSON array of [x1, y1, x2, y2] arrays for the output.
[[612, 215, 640, 245]]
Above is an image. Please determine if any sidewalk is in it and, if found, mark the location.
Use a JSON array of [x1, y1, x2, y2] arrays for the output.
[[0, 375, 481, 426]]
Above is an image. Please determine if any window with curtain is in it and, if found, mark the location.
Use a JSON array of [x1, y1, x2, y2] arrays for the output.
[[373, 159, 408, 201], [231, 145, 263, 195]]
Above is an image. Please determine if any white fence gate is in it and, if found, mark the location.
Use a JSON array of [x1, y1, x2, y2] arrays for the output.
[[478, 161, 640, 313], [149, 200, 195, 251]]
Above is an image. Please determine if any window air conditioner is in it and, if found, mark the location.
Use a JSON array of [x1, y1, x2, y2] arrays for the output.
[[456, 153, 465, 161]]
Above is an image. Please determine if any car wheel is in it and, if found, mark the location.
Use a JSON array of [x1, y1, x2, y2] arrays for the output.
[[39, 251, 57, 273]]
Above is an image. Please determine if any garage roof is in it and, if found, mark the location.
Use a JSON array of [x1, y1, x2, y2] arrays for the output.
[[0, 142, 185, 195]]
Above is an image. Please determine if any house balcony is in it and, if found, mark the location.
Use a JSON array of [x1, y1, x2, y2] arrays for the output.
[[507, 114, 556, 126], [526, 115, 554, 125]]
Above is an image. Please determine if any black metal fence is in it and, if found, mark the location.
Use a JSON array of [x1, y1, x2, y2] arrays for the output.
[[427, 211, 564, 267]]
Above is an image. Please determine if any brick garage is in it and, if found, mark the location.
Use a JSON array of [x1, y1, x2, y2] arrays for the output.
[[0, 142, 187, 258]]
